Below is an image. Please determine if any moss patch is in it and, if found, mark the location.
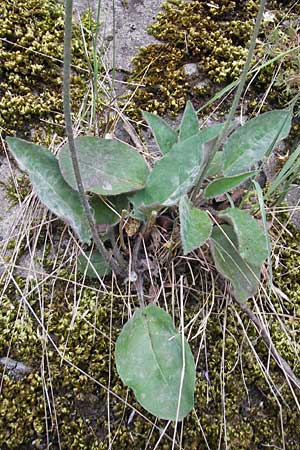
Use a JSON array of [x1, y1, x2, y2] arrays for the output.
[[126, 0, 300, 118], [0, 0, 92, 146], [1, 233, 299, 449]]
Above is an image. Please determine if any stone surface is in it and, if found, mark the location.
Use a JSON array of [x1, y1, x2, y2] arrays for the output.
[[0, 156, 23, 242], [285, 186, 300, 229], [72, 0, 162, 72]]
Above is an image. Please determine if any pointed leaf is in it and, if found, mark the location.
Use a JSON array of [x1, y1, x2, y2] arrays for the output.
[[115, 304, 196, 421], [210, 225, 260, 302], [59, 136, 149, 195], [204, 171, 256, 199], [89, 194, 128, 226], [143, 111, 178, 155], [6, 137, 91, 243], [224, 109, 292, 176], [131, 125, 224, 211], [218, 207, 268, 269], [179, 195, 212, 254], [179, 101, 199, 141], [206, 151, 224, 178], [77, 250, 111, 278]]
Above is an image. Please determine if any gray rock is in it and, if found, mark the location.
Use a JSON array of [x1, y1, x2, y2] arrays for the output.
[[72, 0, 163, 72], [285, 186, 300, 229], [183, 63, 199, 78], [0, 356, 32, 379]]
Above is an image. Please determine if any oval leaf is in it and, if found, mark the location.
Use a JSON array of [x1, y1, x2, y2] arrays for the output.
[[204, 171, 256, 199], [77, 250, 112, 278], [179, 101, 199, 141], [210, 225, 261, 302], [179, 195, 212, 254], [143, 111, 178, 155], [224, 109, 292, 176], [115, 304, 196, 421], [6, 137, 91, 243], [218, 207, 268, 269], [59, 136, 149, 195], [131, 125, 224, 211]]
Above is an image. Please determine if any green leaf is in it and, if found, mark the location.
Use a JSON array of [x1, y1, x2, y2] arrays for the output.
[[6, 137, 91, 243], [210, 225, 261, 302], [89, 194, 128, 226], [206, 151, 224, 178], [179, 101, 199, 141], [131, 125, 224, 211], [142, 111, 178, 155], [115, 304, 195, 421], [59, 136, 149, 195], [204, 171, 256, 199], [218, 207, 268, 269], [224, 109, 292, 176], [77, 250, 112, 278], [179, 196, 212, 254]]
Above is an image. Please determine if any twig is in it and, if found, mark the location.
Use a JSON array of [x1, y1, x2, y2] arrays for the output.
[[238, 300, 300, 390], [63, 0, 126, 277]]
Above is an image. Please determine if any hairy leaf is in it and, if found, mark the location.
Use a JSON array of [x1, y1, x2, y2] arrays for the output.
[[218, 207, 268, 269], [210, 225, 261, 302], [59, 136, 149, 195], [143, 111, 178, 155], [179, 196, 212, 254], [224, 109, 292, 176], [206, 151, 224, 178], [6, 137, 91, 243], [131, 125, 223, 211], [179, 101, 199, 141], [115, 304, 196, 421], [77, 250, 111, 278], [204, 171, 255, 199]]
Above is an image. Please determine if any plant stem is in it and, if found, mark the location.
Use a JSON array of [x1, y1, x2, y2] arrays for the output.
[[192, 0, 267, 200], [63, 0, 125, 277]]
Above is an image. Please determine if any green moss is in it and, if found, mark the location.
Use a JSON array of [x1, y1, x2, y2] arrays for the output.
[[0, 0, 92, 146], [1, 243, 300, 449], [127, 0, 300, 118]]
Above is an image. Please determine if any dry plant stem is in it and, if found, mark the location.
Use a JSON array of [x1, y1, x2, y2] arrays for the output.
[[192, 0, 267, 201], [63, 0, 125, 277], [238, 301, 300, 390]]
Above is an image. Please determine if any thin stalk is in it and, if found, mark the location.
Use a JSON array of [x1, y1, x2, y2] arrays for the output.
[[63, 0, 125, 276], [192, 0, 267, 200], [91, 0, 102, 126]]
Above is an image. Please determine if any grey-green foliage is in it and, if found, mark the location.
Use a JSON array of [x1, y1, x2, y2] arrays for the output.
[[218, 207, 268, 270], [179, 195, 212, 254], [210, 224, 262, 302], [178, 100, 199, 141], [142, 111, 177, 154], [115, 304, 196, 421], [5, 101, 293, 421], [204, 171, 256, 199], [59, 136, 149, 195], [131, 125, 223, 211], [77, 250, 112, 278], [89, 194, 128, 227], [6, 137, 92, 243], [210, 208, 269, 302], [223, 109, 292, 176]]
